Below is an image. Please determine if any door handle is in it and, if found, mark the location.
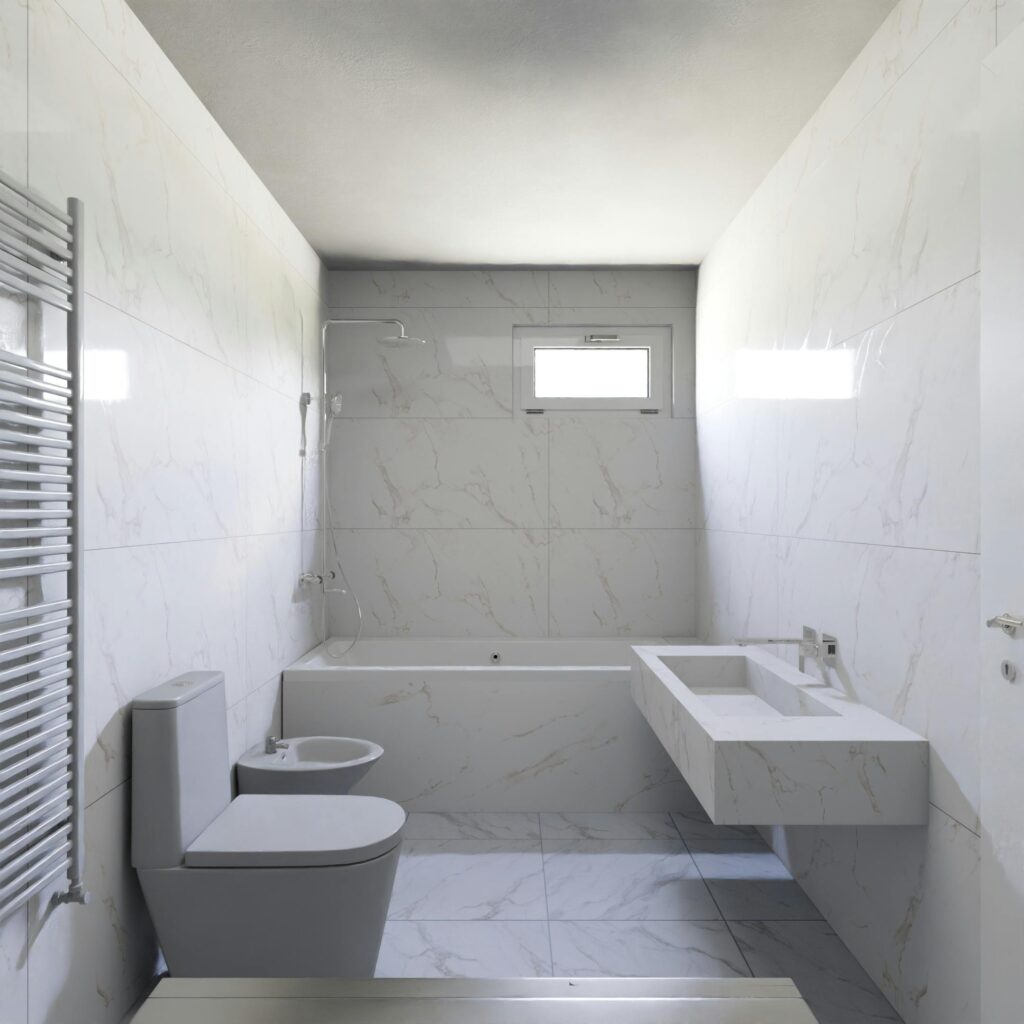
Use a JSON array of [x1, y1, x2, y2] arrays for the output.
[[986, 612, 1024, 637]]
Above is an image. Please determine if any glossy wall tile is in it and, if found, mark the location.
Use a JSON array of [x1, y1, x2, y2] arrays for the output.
[[0, 0, 325, 1019], [694, 0, 992, 1021]]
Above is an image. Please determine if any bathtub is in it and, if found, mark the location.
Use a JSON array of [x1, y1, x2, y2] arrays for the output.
[[283, 639, 699, 813]]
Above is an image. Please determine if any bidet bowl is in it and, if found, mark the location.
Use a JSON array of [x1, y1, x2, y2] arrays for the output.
[[236, 735, 383, 795]]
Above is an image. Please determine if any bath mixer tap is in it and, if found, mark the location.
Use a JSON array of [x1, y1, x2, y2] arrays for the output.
[[265, 736, 289, 755], [734, 626, 838, 673]]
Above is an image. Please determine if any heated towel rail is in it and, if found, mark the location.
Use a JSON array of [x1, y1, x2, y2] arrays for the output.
[[0, 166, 85, 920]]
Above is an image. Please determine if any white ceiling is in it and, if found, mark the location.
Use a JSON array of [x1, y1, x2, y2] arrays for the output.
[[128, 0, 895, 267]]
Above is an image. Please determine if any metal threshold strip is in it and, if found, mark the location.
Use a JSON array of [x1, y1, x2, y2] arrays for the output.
[[135, 977, 819, 1024]]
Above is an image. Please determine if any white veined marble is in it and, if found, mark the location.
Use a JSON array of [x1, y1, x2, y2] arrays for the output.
[[326, 528, 548, 637], [538, 812, 678, 840], [377, 921, 551, 978], [404, 813, 541, 840], [284, 658, 697, 812], [328, 270, 548, 309], [549, 529, 696, 637], [549, 920, 748, 978], [542, 840, 718, 921], [548, 417, 697, 529], [327, 418, 548, 528], [548, 270, 697, 310], [388, 840, 547, 921]]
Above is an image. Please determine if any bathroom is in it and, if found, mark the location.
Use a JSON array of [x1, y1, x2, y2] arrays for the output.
[[0, 0, 1020, 1021]]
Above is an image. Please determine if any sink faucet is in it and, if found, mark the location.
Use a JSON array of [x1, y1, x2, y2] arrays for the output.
[[264, 736, 289, 755], [733, 626, 838, 673]]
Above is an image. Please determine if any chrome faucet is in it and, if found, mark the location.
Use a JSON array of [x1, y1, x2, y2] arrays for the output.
[[264, 736, 289, 755], [734, 626, 838, 673]]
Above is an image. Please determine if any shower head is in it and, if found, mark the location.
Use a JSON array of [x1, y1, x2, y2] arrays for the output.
[[377, 325, 428, 345]]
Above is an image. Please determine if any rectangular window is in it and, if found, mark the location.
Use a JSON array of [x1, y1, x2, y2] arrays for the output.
[[516, 326, 670, 412]]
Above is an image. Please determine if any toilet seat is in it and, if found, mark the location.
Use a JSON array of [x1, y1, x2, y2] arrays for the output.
[[185, 794, 405, 868]]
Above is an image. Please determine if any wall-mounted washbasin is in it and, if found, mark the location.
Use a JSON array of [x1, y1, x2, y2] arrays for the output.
[[236, 736, 383, 795], [631, 645, 928, 826]]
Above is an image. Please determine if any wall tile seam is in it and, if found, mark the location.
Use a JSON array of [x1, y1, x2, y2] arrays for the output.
[[704, 0, 979, 273], [817, 270, 982, 353], [45, 0, 324, 294], [697, 527, 980, 559], [84, 527, 311, 555], [930, 800, 981, 839], [84, 292, 312, 406]]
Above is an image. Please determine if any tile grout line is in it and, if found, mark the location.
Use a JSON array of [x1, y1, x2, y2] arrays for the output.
[[537, 815, 555, 976], [679, 829, 756, 979]]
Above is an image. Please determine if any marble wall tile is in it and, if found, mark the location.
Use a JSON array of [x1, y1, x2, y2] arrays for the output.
[[997, 0, 1024, 39], [772, 0, 971, 205], [549, 530, 695, 637], [777, 275, 980, 553], [28, 784, 159, 1024], [549, 920, 748, 978], [245, 532, 319, 689], [0, 0, 26, 183], [768, 808, 979, 1024], [327, 529, 548, 638], [245, 378, 304, 536], [377, 921, 551, 978], [544, 306, 697, 418], [245, 673, 283, 749], [328, 270, 548, 309], [49, 0, 322, 291], [696, 401, 779, 536], [285, 670, 695, 812], [549, 418, 697, 529], [84, 297, 248, 549], [548, 270, 697, 309], [84, 538, 247, 804], [695, 530, 779, 643], [245, 215, 304, 396], [694, 2, 992, 1019], [328, 418, 548, 529], [324, 307, 545, 419], [778, 0, 991, 351], [777, 536, 979, 831], [0, 906, 27, 1024]]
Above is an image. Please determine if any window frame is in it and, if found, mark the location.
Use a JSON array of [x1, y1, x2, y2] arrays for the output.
[[515, 325, 671, 413]]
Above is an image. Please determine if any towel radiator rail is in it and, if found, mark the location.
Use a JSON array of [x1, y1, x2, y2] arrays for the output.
[[0, 164, 85, 921]]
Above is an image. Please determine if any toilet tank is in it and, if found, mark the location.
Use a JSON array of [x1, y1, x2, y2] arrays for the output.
[[131, 671, 232, 869]]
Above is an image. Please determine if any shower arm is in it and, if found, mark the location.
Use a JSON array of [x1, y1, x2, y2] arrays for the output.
[[319, 318, 416, 448]]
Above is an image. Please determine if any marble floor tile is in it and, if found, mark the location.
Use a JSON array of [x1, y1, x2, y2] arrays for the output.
[[671, 808, 762, 842], [404, 813, 541, 840], [376, 921, 552, 978], [688, 842, 824, 922], [731, 921, 901, 1024], [540, 812, 678, 840], [549, 920, 750, 978], [388, 840, 547, 921], [543, 840, 719, 921]]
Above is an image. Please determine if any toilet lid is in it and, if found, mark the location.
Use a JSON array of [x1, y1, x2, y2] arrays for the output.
[[185, 794, 406, 868]]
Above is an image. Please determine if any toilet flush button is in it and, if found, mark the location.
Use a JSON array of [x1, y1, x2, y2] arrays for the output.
[[1001, 660, 1017, 683]]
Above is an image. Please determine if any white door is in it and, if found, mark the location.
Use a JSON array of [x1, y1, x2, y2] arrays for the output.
[[980, 23, 1024, 1019]]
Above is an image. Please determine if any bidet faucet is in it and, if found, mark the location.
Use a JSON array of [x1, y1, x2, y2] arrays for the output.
[[734, 626, 838, 673], [265, 736, 289, 754]]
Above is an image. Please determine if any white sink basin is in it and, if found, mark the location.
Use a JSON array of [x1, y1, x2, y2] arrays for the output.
[[236, 736, 383, 795], [631, 645, 928, 826]]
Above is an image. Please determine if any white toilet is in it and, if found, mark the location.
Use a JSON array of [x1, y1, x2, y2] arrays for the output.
[[131, 670, 405, 977]]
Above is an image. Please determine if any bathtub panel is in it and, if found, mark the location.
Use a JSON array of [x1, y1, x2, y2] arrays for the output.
[[283, 665, 700, 813]]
